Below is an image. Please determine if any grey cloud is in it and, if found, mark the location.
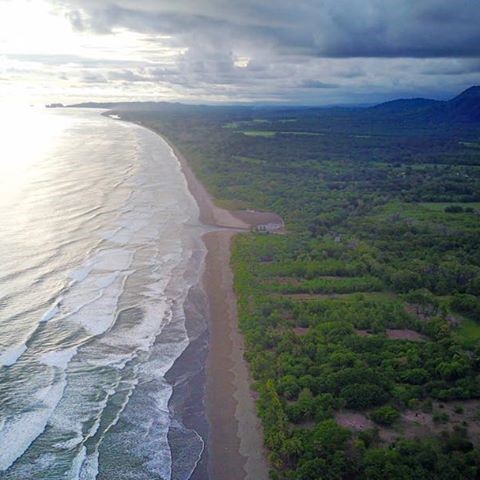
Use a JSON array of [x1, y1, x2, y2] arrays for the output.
[[108, 69, 151, 82], [6, 53, 148, 68], [421, 60, 480, 76], [66, 9, 85, 31], [45, 1, 480, 100], [82, 72, 108, 83], [300, 80, 338, 89], [55, 0, 480, 58], [7, 0, 480, 104]]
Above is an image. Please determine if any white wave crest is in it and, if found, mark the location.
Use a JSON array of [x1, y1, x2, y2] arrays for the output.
[[0, 343, 27, 367]]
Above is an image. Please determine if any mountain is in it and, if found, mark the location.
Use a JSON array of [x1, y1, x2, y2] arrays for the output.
[[371, 86, 480, 123], [65, 86, 480, 125], [372, 98, 441, 114], [446, 86, 480, 122]]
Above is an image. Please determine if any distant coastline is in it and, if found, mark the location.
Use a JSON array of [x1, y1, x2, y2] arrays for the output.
[[45, 103, 65, 108]]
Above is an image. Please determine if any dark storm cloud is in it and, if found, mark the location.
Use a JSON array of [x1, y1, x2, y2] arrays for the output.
[[55, 0, 480, 58]]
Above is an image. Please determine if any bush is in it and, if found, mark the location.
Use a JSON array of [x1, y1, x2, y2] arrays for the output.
[[451, 293, 480, 321], [400, 368, 429, 385], [312, 419, 351, 454], [277, 375, 301, 400], [341, 384, 389, 409], [433, 411, 449, 423], [444, 205, 464, 213], [371, 406, 400, 426]]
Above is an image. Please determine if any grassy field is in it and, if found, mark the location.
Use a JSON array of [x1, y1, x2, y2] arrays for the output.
[[368, 201, 480, 226], [419, 201, 480, 210], [238, 130, 325, 137], [455, 316, 480, 347], [240, 130, 277, 137]]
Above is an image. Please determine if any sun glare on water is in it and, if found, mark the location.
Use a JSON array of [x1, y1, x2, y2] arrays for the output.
[[0, 107, 72, 192]]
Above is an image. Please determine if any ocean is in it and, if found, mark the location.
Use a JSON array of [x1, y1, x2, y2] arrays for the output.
[[0, 108, 208, 479]]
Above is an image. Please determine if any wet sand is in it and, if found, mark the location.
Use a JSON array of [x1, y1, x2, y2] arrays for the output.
[[169, 139, 270, 480], [202, 231, 269, 480]]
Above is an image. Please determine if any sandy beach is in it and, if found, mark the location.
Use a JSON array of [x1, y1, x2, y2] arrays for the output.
[[173, 140, 271, 480], [163, 135, 272, 479]]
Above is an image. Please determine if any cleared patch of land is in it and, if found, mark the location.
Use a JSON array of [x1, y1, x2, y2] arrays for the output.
[[386, 328, 426, 341], [335, 411, 374, 431], [240, 130, 276, 137]]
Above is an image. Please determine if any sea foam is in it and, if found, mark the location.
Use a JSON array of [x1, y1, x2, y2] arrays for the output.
[[0, 343, 27, 367], [0, 380, 67, 471], [0, 108, 205, 479]]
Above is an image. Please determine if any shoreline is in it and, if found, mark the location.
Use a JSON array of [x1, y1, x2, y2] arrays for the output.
[[167, 134, 270, 480], [135, 121, 270, 479]]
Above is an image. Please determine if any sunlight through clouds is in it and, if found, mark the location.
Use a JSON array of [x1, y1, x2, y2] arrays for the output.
[[0, 0, 185, 105], [0, 0, 479, 105]]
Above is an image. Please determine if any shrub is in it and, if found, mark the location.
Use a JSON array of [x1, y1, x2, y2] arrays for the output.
[[444, 205, 464, 213], [340, 384, 389, 409], [371, 406, 400, 426]]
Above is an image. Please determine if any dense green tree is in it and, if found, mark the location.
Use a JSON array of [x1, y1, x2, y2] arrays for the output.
[[370, 406, 400, 426]]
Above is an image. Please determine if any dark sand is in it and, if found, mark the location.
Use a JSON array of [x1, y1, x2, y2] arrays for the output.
[[160, 134, 270, 479]]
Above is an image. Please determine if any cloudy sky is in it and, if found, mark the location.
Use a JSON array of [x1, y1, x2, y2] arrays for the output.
[[1, 0, 480, 105]]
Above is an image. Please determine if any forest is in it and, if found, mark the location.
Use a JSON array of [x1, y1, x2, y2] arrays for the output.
[[118, 98, 480, 479]]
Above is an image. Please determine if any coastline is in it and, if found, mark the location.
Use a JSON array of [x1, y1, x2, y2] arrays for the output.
[[168, 135, 270, 480], [136, 121, 270, 480]]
